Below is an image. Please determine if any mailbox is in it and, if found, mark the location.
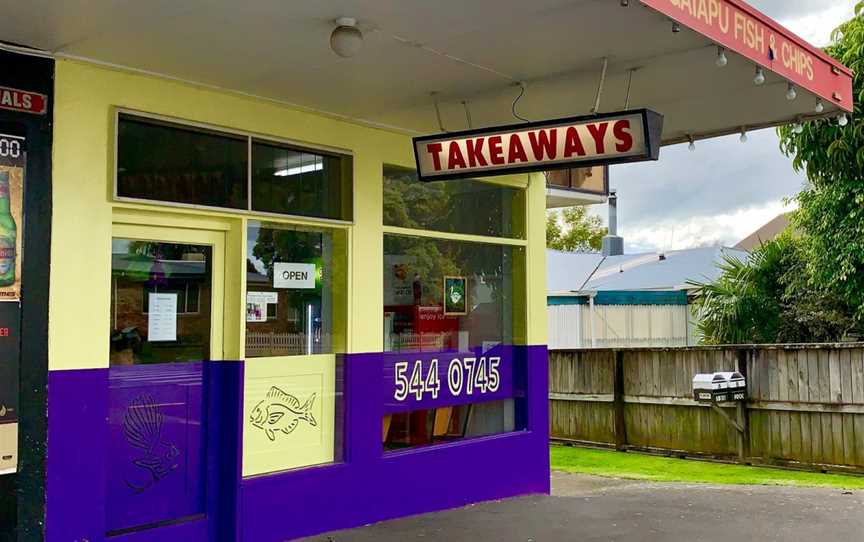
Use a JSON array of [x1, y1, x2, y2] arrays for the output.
[[693, 372, 746, 403]]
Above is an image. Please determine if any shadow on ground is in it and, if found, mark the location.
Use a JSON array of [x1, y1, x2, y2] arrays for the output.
[[298, 471, 864, 541]]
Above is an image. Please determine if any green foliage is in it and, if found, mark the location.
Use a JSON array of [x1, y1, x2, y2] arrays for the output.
[[546, 206, 607, 252], [690, 234, 856, 345], [778, 2, 864, 324]]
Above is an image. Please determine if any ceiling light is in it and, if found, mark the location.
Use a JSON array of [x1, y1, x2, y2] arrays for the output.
[[620, 0, 629, 5], [672, 21, 681, 33], [838, 113, 849, 127], [739, 127, 748, 143], [753, 67, 765, 85], [786, 83, 797, 101], [330, 17, 363, 58], [715, 47, 728, 68], [792, 123, 804, 135], [815, 100, 825, 114], [274, 161, 324, 177]]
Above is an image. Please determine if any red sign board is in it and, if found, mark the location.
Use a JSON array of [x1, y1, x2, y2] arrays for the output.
[[413, 109, 663, 182], [641, 0, 854, 112], [0, 86, 48, 115]]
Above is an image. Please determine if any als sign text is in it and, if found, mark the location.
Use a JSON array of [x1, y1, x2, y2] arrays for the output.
[[413, 109, 663, 182]]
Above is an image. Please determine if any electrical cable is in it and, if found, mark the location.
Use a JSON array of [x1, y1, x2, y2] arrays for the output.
[[511, 83, 530, 123]]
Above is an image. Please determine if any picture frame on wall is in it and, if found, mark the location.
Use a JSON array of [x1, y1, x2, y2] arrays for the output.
[[443, 276, 468, 316]]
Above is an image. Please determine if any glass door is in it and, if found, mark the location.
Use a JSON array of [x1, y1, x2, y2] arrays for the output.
[[105, 224, 224, 535]]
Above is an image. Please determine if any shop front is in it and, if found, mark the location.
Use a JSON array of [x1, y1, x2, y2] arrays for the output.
[[31, 59, 550, 542], [0, 1, 854, 542]]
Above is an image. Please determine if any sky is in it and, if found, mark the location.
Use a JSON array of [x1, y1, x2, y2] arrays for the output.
[[587, 0, 857, 254]]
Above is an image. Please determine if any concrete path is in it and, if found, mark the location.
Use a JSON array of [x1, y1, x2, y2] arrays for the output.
[[298, 471, 864, 541]]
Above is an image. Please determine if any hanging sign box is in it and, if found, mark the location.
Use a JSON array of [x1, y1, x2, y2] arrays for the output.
[[413, 109, 663, 182]]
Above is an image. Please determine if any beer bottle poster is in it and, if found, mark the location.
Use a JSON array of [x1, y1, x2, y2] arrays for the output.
[[0, 132, 23, 302]]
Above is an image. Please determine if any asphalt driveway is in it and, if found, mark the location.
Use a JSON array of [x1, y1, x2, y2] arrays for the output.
[[299, 471, 864, 541]]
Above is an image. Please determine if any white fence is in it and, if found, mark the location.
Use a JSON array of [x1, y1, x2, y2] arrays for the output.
[[246, 332, 307, 357], [548, 303, 694, 349]]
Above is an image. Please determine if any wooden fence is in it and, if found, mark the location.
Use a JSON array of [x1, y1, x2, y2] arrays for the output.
[[549, 345, 864, 472]]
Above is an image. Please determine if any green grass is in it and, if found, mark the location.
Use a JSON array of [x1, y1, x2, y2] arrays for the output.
[[551, 445, 864, 490]]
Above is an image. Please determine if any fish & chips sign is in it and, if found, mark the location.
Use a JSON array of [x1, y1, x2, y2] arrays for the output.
[[413, 109, 663, 181]]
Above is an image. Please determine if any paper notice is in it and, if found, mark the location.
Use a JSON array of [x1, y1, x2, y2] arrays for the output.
[[148, 293, 178, 342]]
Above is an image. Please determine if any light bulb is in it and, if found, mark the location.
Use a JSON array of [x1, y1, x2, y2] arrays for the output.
[[672, 21, 681, 33], [815, 100, 825, 114], [620, 0, 629, 5], [839, 113, 849, 127], [793, 123, 804, 135], [786, 83, 797, 101], [715, 48, 728, 68], [688, 138, 696, 152], [739, 129, 748, 143], [754, 67, 765, 86]]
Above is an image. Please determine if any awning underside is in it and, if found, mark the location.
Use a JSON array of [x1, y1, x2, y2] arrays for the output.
[[1, 0, 853, 142]]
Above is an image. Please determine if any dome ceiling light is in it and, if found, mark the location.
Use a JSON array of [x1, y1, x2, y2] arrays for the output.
[[330, 17, 363, 58]]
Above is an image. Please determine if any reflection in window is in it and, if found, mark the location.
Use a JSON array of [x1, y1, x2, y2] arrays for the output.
[[245, 222, 347, 358], [117, 115, 248, 209], [110, 240, 212, 365], [383, 400, 516, 451], [383, 165, 525, 239], [252, 141, 353, 221], [383, 235, 524, 353], [545, 166, 607, 195]]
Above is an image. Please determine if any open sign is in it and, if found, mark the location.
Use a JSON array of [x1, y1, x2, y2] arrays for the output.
[[273, 262, 316, 289]]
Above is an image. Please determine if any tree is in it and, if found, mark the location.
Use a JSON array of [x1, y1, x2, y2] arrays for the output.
[[778, 2, 864, 324], [546, 206, 607, 252], [690, 233, 856, 345]]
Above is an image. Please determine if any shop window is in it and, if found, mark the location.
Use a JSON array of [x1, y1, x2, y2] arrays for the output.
[[115, 114, 354, 222], [243, 222, 347, 476], [252, 141, 352, 221], [383, 234, 525, 353], [383, 400, 518, 451], [110, 239, 212, 365], [245, 222, 347, 358], [384, 165, 525, 239], [117, 115, 248, 209]]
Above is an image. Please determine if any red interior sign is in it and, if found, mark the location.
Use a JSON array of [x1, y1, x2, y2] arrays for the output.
[[0, 86, 47, 115]]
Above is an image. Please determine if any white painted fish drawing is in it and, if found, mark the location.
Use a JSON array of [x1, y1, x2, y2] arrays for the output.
[[250, 387, 318, 441]]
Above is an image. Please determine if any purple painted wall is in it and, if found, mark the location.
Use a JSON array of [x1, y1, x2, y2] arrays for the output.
[[241, 345, 549, 542], [44, 346, 549, 542]]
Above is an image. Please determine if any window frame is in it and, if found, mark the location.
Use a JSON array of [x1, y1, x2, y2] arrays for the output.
[[113, 108, 355, 225]]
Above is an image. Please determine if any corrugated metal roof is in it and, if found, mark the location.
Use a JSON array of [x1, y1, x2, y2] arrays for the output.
[[547, 250, 604, 294], [547, 247, 748, 293]]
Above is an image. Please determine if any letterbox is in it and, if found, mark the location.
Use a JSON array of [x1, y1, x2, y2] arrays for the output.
[[693, 372, 746, 403]]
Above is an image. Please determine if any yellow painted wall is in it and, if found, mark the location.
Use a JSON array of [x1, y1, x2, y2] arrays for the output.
[[49, 58, 548, 373]]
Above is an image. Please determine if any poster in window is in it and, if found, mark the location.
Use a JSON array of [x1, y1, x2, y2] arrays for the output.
[[0, 133, 24, 302], [443, 276, 468, 316]]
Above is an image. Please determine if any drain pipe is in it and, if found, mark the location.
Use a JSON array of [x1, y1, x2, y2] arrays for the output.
[[589, 293, 597, 348]]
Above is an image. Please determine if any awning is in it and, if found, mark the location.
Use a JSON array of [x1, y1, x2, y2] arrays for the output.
[[0, 0, 853, 143]]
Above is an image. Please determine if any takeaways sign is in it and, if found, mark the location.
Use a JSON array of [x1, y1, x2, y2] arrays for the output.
[[413, 109, 663, 182]]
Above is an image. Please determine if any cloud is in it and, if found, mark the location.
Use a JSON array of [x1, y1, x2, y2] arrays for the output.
[[618, 200, 798, 254], [748, 0, 852, 21]]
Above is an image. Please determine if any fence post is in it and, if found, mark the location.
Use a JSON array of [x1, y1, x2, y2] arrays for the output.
[[736, 348, 751, 461], [613, 350, 628, 451]]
